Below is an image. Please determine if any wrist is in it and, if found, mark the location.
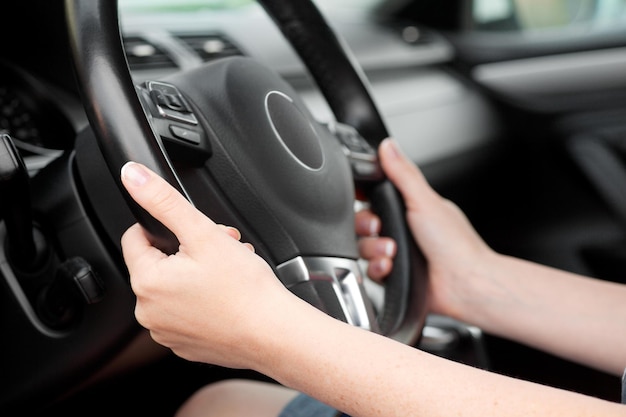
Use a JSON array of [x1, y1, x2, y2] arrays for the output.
[[433, 248, 504, 323], [450, 251, 520, 327], [241, 290, 326, 374]]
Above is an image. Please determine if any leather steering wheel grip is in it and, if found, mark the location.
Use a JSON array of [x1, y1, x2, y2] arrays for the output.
[[65, 0, 182, 255], [258, 0, 389, 143]]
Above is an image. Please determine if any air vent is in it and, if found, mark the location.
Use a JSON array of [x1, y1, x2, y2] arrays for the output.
[[123, 36, 177, 70], [177, 33, 242, 62]]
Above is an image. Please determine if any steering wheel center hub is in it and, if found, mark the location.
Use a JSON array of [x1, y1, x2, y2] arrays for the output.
[[265, 91, 324, 171]]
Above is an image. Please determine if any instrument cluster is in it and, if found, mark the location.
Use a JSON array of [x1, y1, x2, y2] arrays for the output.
[[0, 63, 76, 157]]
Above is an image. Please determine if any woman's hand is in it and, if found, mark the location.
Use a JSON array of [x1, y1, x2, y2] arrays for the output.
[[119, 158, 399, 369], [120, 162, 301, 370], [377, 139, 498, 319]]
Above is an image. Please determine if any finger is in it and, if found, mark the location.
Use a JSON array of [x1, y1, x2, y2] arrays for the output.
[[355, 209, 381, 237], [358, 236, 396, 261], [378, 138, 438, 210], [219, 225, 242, 240], [367, 257, 393, 282], [219, 225, 254, 251], [120, 162, 216, 242], [358, 236, 395, 282], [121, 222, 166, 277]]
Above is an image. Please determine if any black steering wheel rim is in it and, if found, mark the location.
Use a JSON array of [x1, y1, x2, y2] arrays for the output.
[[64, 0, 428, 344]]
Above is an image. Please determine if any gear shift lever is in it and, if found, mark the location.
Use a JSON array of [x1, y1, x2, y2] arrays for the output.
[[0, 134, 45, 272]]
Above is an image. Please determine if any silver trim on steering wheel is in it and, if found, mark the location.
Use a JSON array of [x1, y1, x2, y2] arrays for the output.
[[276, 256, 381, 333]]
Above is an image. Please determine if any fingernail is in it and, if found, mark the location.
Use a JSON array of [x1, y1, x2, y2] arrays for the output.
[[357, 215, 379, 236], [385, 241, 396, 257], [381, 240, 396, 257], [371, 258, 390, 276], [121, 162, 150, 187], [369, 217, 380, 236], [382, 138, 401, 159]]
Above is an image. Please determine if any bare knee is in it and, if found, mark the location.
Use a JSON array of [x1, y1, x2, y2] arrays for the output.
[[176, 379, 298, 417]]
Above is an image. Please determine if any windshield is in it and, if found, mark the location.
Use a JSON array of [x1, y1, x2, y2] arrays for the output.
[[120, 0, 384, 15]]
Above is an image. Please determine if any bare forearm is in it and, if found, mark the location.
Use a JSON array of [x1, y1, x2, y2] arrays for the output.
[[255, 300, 624, 417], [458, 253, 626, 376]]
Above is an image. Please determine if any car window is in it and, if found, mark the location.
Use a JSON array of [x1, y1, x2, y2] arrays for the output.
[[473, 0, 626, 31]]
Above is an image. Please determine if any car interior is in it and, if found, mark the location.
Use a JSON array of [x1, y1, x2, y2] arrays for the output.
[[1, 0, 626, 415]]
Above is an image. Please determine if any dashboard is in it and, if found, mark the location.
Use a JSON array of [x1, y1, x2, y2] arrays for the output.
[[3, 2, 501, 174], [117, 2, 501, 166]]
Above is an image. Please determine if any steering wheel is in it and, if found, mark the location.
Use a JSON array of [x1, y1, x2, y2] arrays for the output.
[[65, 0, 427, 345]]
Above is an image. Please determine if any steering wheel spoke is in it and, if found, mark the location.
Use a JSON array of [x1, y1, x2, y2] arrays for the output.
[[277, 256, 380, 333]]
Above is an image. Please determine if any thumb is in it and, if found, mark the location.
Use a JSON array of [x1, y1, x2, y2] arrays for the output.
[[120, 162, 215, 242], [378, 138, 438, 209]]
